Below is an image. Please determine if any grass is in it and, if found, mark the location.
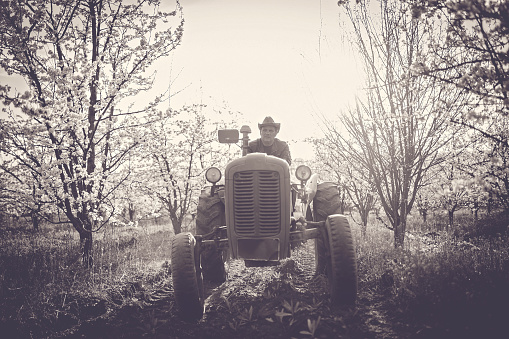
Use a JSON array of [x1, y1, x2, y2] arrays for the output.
[[0, 220, 174, 338], [352, 210, 509, 337], [0, 209, 508, 338]]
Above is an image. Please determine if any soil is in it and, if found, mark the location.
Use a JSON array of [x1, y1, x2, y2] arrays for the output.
[[44, 242, 416, 339]]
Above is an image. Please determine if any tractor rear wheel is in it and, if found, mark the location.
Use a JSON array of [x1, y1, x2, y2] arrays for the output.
[[325, 215, 358, 305], [313, 182, 343, 275], [196, 187, 227, 283], [171, 232, 204, 321]]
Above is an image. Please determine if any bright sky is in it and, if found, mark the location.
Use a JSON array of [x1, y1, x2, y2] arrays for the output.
[[155, 0, 362, 159], [0, 0, 363, 160]]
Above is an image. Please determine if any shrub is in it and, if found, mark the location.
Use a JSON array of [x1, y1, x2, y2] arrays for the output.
[[462, 212, 509, 240]]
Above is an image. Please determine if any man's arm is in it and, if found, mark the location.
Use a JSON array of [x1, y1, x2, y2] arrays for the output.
[[279, 141, 292, 165], [247, 139, 259, 154]]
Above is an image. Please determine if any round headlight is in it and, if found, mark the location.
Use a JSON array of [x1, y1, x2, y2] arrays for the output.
[[205, 167, 222, 183], [295, 165, 312, 181]]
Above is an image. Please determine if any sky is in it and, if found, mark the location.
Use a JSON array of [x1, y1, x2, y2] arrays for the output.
[[0, 0, 363, 160], [154, 0, 363, 159]]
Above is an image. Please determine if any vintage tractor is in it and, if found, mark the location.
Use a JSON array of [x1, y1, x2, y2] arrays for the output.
[[170, 125, 358, 321]]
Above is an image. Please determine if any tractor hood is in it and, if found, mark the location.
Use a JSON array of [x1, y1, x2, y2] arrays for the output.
[[224, 153, 292, 261]]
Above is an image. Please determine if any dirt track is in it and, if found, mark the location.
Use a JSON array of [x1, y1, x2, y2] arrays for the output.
[[56, 241, 414, 339]]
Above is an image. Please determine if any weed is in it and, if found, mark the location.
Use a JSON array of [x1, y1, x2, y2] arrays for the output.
[[238, 305, 255, 323], [273, 299, 302, 329], [262, 288, 273, 299], [137, 310, 163, 335], [228, 305, 255, 331], [229, 317, 242, 331], [282, 299, 303, 315], [221, 295, 234, 312], [274, 308, 296, 327], [351, 211, 509, 336], [300, 316, 321, 337], [2, 210, 508, 337]]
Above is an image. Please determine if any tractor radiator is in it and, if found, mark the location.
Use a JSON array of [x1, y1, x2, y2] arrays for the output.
[[233, 170, 280, 236]]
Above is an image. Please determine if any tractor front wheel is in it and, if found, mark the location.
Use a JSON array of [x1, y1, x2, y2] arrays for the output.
[[313, 182, 343, 275], [196, 187, 227, 283], [171, 232, 204, 321], [324, 215, 358, 305]]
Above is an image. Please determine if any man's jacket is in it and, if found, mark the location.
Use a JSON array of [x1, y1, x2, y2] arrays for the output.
[[247, 138, 292, 165]]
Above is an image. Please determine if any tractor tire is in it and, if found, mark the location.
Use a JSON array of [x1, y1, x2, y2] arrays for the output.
[[313, 182, 343, 275], [171, 232, 204, 321], [325, 215, 358, 305], [196, 188, 227, 283]]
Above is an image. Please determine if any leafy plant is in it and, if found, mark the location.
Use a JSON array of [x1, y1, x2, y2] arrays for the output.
[[221, 296, 234, 313], [282, 299, 303, 315], [273, 299, 303, 329], [228, 305, 255, 330], [300, 316, 321, 337], [238, 305, 255, 323], [228, 318, 242, 331]]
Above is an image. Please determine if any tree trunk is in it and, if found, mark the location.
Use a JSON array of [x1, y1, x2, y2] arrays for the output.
[[339, 201, 346, 215], [421, 209, 427, 223], [72, 216, 94, 268], [393, 215, 406, 248], [128, 202, 136, 222], [360, 209, 368, 237], [394, 224, 405, 248], [31, 210, 39, 231], [80, 230, 93, 268], [448, 210, 454, 229], [338, 187, 347, 214], [171, 215, 182, 234]]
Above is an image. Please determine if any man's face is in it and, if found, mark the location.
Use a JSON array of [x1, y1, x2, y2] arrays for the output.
[[260, 126, 277, 146]]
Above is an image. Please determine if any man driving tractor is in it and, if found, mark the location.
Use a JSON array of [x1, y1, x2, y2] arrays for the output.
[[247, 116, 292, 165], [173, 117, 357, 321]]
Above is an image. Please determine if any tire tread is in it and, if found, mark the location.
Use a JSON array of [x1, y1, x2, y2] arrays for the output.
[[171, 232, 204, 320], [326, 215, 358, 305]]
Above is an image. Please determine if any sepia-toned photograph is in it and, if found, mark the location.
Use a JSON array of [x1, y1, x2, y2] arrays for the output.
[[1, 0, 508, 338]]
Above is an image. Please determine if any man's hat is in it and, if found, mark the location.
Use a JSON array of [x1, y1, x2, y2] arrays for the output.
[[258, 116, 280, 131]]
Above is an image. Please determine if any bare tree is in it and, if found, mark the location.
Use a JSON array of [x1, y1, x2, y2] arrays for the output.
[[332, 0, 466, 247], [313, 135, 375, 236]]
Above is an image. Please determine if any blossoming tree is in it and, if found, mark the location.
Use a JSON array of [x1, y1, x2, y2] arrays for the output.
[[0, 0, 184, 266], [133, 105, 237, 235]]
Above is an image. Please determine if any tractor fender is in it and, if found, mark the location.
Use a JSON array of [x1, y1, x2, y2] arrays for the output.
[[305, 173, 319, 206]]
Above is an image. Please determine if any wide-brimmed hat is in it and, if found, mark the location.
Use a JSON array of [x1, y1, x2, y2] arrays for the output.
[[258, 116, 280, 131]]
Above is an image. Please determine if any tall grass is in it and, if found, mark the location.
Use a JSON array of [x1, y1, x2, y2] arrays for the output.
[[0, 222, 174, 338], [1, 210, 508, 337], [351, 211, 509, 337]]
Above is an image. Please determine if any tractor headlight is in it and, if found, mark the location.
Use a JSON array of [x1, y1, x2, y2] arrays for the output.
[[205, 167, 222, 184], [295, 165, 312, 181]]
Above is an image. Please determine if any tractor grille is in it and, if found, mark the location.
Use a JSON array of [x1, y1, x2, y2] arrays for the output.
[[233, 170, 281, 236]]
